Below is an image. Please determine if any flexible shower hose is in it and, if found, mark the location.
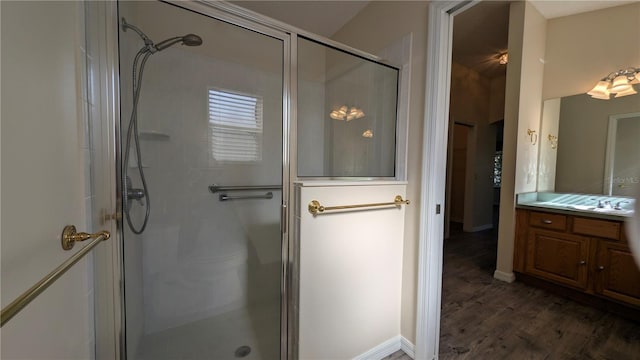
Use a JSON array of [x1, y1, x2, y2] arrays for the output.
[[123, 47, 152, 234]]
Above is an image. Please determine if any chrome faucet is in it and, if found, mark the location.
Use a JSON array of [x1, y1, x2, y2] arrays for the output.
[[592, 199, 612, 209], [614, 200, 629, 210]]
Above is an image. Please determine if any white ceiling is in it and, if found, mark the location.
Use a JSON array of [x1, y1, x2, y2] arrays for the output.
[[530, 0, 638, 19], [231, 1, 370, 37]]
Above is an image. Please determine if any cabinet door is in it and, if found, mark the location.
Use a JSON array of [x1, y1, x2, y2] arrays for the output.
[[594, 241, 640, 307], [525, 229, 590, 290]]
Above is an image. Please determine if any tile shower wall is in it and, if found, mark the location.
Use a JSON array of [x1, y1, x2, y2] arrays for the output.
[[120, 1, 283, 339]]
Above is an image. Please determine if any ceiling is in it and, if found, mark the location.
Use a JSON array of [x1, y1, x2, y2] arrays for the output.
[[452, 1, 511, 79], [230, 1, 369, 37], [232, 1, 636, 79], [530, 0, 638, 19], [451, 0, 638, 79]]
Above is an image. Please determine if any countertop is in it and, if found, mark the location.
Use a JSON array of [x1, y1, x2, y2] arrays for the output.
[[516, 192, 634, 221]]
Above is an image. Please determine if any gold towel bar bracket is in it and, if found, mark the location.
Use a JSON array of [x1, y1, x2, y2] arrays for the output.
[[2, 226, 111, 327], [308, 195, 410, 215], [62, 225, 110, 250]]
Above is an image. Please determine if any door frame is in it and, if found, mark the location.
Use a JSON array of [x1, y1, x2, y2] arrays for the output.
[[415, 1, 477, 359]]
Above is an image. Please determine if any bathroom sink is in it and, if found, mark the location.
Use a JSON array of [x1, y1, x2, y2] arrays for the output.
[[562, 204, 634, 216], [591, 208, 634, 216], [567, 205, 596, 211]]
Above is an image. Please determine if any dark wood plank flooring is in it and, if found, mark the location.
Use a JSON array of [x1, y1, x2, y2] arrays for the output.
[[438, 223, 640, 359], [382, 350, 413, 360]]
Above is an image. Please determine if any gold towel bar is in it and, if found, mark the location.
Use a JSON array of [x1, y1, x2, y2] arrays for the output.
[[1, 226, 110, 327], [308, 195, 410, 215]]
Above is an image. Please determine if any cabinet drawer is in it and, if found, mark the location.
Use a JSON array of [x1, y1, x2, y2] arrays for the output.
[[573, 217, 620, 240], [529, 211, 567, 231]]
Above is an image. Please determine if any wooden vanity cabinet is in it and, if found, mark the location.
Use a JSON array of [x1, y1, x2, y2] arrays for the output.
[[594, 240, 640, 307], [515, 208, 640, 309], [525, 228, 589, 290]]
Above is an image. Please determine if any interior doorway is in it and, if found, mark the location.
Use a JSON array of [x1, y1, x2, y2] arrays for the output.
[[439, 0, 510, 357]]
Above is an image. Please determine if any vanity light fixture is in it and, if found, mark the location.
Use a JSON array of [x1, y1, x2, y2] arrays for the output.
[[329, 105, 365, 121], [587, 66, 639, 100]]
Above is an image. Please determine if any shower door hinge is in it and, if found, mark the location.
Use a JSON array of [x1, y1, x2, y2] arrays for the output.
[[281, 204, 288, 234]]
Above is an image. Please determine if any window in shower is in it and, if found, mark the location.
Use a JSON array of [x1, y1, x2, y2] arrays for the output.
[[297, 36, 399, 178], [209, 88, 263, 162]]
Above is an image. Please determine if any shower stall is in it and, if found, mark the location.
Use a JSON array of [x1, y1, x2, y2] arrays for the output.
[[118, 2, 287, 359], [114, 1, 399, 359]]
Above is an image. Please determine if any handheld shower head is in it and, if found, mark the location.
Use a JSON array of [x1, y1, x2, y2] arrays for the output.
[[121, 18, 203, 53], [154, 34, 203, 52]]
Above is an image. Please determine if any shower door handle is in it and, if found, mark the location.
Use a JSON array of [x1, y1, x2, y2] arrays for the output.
[[219, 192, 273, 201]]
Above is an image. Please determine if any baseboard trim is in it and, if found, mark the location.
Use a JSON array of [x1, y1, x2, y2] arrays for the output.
[[493, 270, 516, 283], [353, 336, 401, 360], [400, 336, 415, 359], [352, 335, 416, 360]]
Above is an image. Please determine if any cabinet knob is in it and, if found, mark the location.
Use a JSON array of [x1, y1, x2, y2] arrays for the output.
[[596, 265, 605, 271], [578, 260, 586, 265], [541, 219, 553, 224]]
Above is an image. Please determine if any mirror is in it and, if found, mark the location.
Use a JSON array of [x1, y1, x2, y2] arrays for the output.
[[538, 92, 640, 195], [604, 112, 640, 196]]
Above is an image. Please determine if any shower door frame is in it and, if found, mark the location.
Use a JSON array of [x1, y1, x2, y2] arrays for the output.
[[96, 1, 399, 359], [113, 1, 293, 359]]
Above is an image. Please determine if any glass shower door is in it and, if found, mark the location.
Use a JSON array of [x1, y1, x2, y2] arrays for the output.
[[117, 2, 285, 359]]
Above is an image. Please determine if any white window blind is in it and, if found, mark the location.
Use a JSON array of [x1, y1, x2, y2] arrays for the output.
[[208, 89, 263, 162]]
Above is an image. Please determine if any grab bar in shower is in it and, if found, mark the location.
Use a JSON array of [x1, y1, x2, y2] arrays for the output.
[[209, 184, 281, 193], [1, 226, 111, 327], [219, 192, 273, 201], [308, 195, 410, 215]]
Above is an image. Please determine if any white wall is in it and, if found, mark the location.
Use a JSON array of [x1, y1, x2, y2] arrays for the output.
[[536, 2, 640, 196], [495, 1, 547, 281], [542, 2, 640, 100], [332, 1, 429, 344], [537, 98, 561, 191], [1, 1, 94, 358], [296, 182, 405, 359]]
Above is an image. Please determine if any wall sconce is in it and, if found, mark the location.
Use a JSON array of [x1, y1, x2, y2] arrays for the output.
[[527, 129, 537, 145], [587, 66, 639, 100], [362, 129, 373, 138], [548, 134, 558, 150], [329, 105, 365, 121]]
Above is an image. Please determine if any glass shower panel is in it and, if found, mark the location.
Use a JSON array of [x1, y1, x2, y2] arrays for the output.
[[297, 37, 399, 178], [118, 2, 283, 359]]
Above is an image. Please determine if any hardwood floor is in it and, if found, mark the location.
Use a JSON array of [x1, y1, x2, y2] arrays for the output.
[[382, 350, 413, 360], [438, 223, 640, 359]]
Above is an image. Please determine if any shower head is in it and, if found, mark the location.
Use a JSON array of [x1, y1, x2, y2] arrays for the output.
[[154, 34, 203, 52], [121, 18, 202, 53]]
